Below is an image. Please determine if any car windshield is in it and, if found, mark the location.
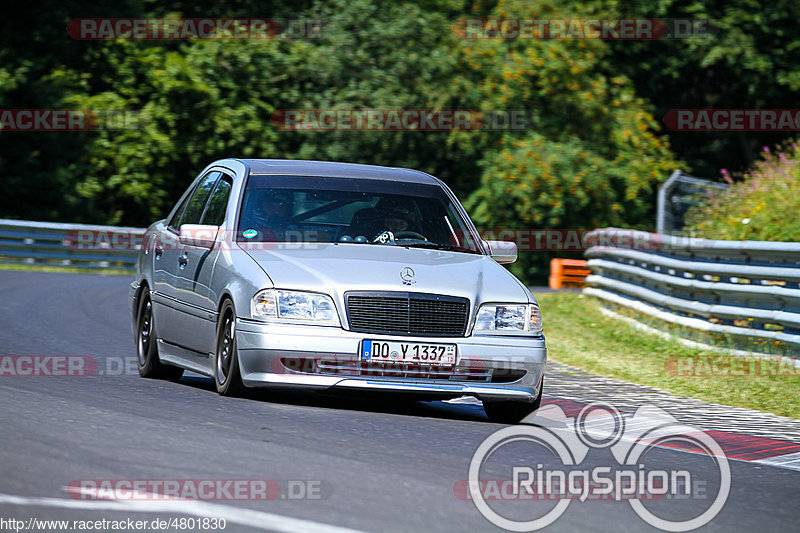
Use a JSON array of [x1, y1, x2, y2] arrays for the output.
[[237, 175, 482, 253]]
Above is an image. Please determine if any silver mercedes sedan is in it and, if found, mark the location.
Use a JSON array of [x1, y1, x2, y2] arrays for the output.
[[130, 159, 546, 423]]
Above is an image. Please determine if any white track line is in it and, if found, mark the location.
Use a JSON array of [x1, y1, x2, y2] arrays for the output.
[[0, 490, 367, 533], [755, 451, 800, 472]]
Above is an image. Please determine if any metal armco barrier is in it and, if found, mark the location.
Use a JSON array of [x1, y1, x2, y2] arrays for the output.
[[583, 227, 800, 356], [549, 258, 589, 289], [0, 218, 144, 270]]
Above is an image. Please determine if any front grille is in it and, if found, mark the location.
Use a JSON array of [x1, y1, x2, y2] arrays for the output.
[[346, 291, 469, 337]]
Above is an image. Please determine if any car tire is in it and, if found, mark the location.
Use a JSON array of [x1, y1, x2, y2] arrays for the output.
[[135, 291, 184, 381], [214, 300, 246, 396], [483, 377, 543, 424]]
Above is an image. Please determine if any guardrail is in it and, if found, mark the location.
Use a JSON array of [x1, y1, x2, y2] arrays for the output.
[[0, 218, 144, 271], [583, 228, 800, 356]]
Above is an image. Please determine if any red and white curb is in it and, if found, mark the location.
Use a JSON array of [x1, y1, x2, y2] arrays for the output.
[[539, 398, 800, 472]]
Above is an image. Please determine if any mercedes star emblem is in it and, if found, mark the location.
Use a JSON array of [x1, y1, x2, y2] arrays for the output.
[[400, 267, 416, 285]]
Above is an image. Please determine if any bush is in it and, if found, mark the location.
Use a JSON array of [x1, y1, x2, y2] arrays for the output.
[[684, 142, 800, 241]]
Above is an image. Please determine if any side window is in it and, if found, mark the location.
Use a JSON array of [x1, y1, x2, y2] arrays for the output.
[[200, 176, 233, 226], [178, 172, 221, 227], [168, 187, 195, 229]]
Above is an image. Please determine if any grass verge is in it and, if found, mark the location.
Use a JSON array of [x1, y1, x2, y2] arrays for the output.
[[538, 292, 800, 419], [0, 262, 133, 276]]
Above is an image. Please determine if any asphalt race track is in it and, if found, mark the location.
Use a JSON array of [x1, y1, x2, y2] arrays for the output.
[[0, 270, 798, 532]]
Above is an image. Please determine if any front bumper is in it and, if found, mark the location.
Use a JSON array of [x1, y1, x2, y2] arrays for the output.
[[235, 319, 546, 402]]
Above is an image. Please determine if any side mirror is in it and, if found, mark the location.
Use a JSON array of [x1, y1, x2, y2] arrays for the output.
[[485, 240, 517, 264], [179, 224, 219, 248]]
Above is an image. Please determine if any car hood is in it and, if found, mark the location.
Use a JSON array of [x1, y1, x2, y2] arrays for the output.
[[240, 243, 533, 305]]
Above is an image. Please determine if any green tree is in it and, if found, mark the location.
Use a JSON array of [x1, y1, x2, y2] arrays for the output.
[[456, 0, 678, 281], [599, 0, 800, 177]]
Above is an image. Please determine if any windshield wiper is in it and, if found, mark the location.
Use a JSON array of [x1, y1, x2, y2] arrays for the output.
[[399, 241, 481, 254]]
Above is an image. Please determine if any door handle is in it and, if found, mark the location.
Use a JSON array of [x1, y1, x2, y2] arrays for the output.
[[154, 246, 163, 259], [178, 254, 188, 269]]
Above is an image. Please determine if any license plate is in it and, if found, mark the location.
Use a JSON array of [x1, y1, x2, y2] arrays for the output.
[[360, 340, 456, 365]]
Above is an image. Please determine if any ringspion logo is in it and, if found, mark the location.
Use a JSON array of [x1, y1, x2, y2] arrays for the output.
[[465, 402, 730, 531]]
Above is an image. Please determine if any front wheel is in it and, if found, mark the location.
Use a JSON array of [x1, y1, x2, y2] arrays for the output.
[[135, 292, 184, 381], [483, 378, 543, 424], [213, 301, 246, 396]]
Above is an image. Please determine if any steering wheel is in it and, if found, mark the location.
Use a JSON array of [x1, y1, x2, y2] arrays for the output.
[[394, 231, 428, 241]]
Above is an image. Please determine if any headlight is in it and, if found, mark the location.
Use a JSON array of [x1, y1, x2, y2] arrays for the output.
[[473, 303, 543, 336], [251, 289, 340, 326]]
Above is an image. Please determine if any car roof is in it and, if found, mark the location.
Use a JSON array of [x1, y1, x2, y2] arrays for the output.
[[237, 159, 441, 185]]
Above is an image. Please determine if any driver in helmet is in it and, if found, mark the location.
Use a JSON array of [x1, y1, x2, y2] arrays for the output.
[[373, 203, 428, 243], [248, 189, 294, 240], [382, 207, 412, 234]]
